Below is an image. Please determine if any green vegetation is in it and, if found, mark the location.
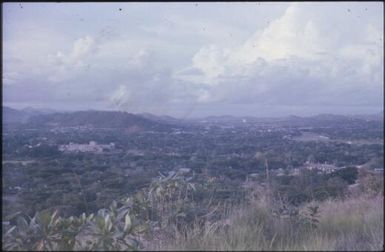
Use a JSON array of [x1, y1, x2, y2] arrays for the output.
[[2, 110, 383, 250], [3, 200, 147, 251], [3, 168, 383, 251]]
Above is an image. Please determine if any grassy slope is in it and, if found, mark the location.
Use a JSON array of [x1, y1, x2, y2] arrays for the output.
[[151, 195, 383, 251]]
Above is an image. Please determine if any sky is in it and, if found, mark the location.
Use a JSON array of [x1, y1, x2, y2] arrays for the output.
[[2, 2, 384, 118]]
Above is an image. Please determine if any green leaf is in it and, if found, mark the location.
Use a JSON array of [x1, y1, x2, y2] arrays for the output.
[[96, 216, 104, 230], [107, 221, 113, 232], [116, 208, 129, 221], [5, 226, 16, 236], [104, 214, 111, 228], [156, 187, 162, 196], [39, 211, 51, 228], [16, 216, 29, 230], [124, 214, 132, 232], [49, 210, 59, 226], [4, 211, 22, 221]]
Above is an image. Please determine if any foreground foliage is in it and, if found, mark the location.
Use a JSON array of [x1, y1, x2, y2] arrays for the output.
[[153, 194, 383, 251], [2, 168, 383, 251], [3, 198, 148, 251]]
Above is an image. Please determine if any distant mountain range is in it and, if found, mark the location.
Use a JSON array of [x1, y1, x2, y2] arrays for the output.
[[191, 112, 383, 127], [286, 113, 384, 124], [20, 106, 57, 115], [3, 106, 383, 130], [3, 106, 57, 124], [2, 106, 177, 131]]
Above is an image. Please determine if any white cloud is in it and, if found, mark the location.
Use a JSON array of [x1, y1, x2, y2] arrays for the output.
[[69, 36, 96, 66], [192, 45, 230, 84], [46, 36, 96, 82], [175, 3, 383, 108], [3, 2, 383, 116], [45, 35, 155, 83]]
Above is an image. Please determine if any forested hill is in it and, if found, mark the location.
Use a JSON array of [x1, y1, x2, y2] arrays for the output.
[[3, 106, 34, 124], [3, 107, 191, 132], [26, 110, 176, 131]]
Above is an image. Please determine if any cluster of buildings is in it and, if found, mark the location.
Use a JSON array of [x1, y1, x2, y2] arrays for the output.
[[304, 161, 340, 174], [59, 141, 115, 154], [50, 125, 94, 133]]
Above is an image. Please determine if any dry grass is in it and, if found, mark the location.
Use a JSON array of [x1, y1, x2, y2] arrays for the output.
[[316, 195, 383, 251], [150, 194, 384, 251]]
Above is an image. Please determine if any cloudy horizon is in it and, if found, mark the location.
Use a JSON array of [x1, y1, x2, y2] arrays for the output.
[[3, 2, 384, 118]]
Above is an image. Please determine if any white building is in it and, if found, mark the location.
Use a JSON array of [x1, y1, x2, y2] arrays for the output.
[[305, 161, 338, 174], [59, 141, 115, 153]]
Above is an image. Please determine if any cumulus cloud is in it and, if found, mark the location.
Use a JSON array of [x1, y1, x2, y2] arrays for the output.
[[175, 3, 383, 109], [47, 36, 97, 82], [56, 36, 96, 67]]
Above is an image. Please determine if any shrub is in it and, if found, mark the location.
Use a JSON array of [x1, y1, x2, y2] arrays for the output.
[[3, 199, 147, 251], [358, 168, 384, 196]]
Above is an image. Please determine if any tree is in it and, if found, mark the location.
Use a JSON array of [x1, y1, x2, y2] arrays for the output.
[[358, 167, 384, 196], [255, 152, 269, 183], [329, 167, 358, 184]]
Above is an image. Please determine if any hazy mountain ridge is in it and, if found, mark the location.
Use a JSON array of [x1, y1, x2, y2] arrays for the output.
[[139, 112, 188, 126], [192, 113, 383, 128], [20, 106, 57, 115], [26, 110, 174, 132], [2, 106, 50, 124], [3, 106, 383, 129]]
